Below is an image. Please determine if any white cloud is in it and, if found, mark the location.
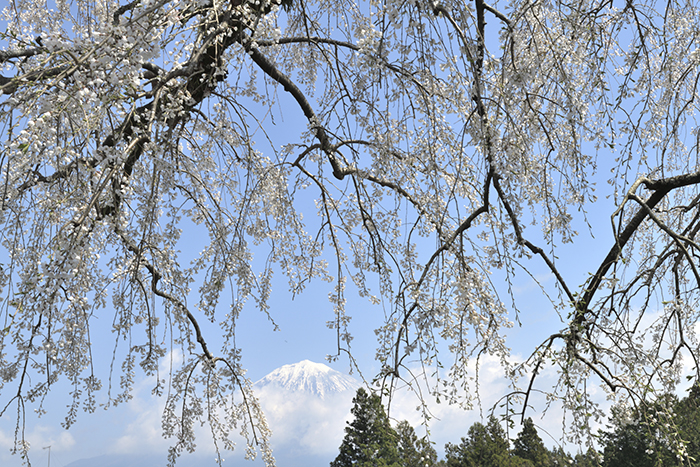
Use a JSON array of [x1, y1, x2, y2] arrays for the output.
[[109, 395, 169, 455], [0, 350, 619, 467], [381, 353, 615, 455], [0, 418, 77, 467], [253, 385, 355, 457]]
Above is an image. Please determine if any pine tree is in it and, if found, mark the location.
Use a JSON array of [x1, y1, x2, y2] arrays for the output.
[[596, 386, 700, 467], [444, 415, 512, 467], [571, 448, 600, 467], [599, 400, 678, 467], [331, 388, 401, 467], [548, 446, 574, 467], [674, 384, 700, 464], [396, 420, 438, 467], [512, 418, 550, 467]]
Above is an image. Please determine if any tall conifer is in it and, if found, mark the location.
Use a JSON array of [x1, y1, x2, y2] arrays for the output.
[[512, 418, 550, 466], [331, 388, 401, 467]]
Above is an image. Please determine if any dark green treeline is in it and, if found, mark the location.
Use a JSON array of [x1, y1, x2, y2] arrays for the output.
[[331, 386, 700, 466]]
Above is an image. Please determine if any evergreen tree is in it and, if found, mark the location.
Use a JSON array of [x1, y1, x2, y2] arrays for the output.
[[674, 384, 700, 464], [548, 446, 573, 467], [396, 420, 438, 467], [512, 418, 550, 466], [571, 448, 600, 467], [599, 386, 700, 467], [444, 415, 513, 467], [599, 402, 678, 467], [331, 388, 401, 467], [509, 459, 535, 467]]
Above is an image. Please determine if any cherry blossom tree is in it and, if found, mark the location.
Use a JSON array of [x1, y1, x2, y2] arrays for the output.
[[0, 0, 699, 464]]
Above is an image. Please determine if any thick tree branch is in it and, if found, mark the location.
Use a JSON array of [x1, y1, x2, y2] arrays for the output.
[[483, 2, 511, 26], [492, 173, 576, 304], [243, 37, 348, 179], [576, 173, 699, 322], [0, 45, 47, 63], [116, 227, 215, 361]]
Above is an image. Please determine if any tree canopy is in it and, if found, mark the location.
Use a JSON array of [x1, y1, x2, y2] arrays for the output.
[[331, 388, 401, 467], [600, 385, 700, 467], [512, 418, 549, 467], [0, 0, 699, 464], [396, 420, 439, 467], [444, 416, 512, 467]]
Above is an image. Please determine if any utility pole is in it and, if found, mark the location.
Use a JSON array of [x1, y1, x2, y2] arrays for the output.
[[43, 445, 51, 467]]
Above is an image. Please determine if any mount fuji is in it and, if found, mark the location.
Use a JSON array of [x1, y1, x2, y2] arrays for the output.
[[254, 359, 360, 398], [244, 360, 361, 466], [60, 361, 361, 467]]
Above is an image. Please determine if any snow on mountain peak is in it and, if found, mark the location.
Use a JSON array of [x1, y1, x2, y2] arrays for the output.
[[254, 360, 359, 398]]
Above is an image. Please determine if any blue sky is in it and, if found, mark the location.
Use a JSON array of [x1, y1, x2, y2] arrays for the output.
[[2, 1, 699, 466], [0, 86, 628, 463], [3, 184, 696, 467], [0, 195, 621, 467]]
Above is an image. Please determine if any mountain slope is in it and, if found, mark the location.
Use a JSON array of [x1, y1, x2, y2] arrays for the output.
[[254, 360, 360, 398]]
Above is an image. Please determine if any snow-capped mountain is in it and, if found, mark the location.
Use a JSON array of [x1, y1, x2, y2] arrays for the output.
[[254, 360, 360, 398]]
